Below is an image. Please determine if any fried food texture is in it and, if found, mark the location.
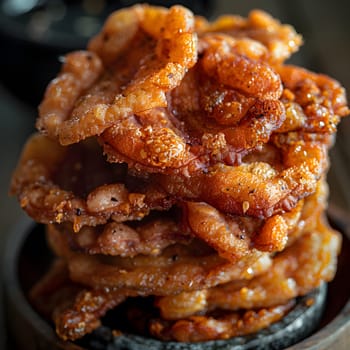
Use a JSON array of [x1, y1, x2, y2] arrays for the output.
[[10, 133, 174, 232], [155, 216, 340, 320], [11, 3, 349, 345], [47, 223, 272, 295], [37, 5, 198, 146]]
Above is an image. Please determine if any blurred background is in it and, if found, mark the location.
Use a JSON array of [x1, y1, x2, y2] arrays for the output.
[[1, 0, 350, 347]]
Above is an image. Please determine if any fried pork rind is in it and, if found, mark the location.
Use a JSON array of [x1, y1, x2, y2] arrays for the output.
[[43, 183, 329, 341], [10, 134, 173, 232], [184, 200, 300, 260], [56, 218, 191, 258], [45, 176, 326, 264], [150, 216, 339, 342], [47, 222, 271, 295], [277, 65, 349, 134], [184, 176, 328, 259], [150, 303, 294, 342], [29, 257, 135, 341], [100, 33, 287, 174], [55, 288, 133, 341], [155, 215, 340, 318], [198, 9, 303, 64], [30, 253, 270, 342], [100, 16, 346, 178], [101, 60, 347, 226], [41, 226, 271, 340], [29, 259, 81, 320], [200, 35, 283, 100], [42, 207, 337, 342], [156, 139, 328, 218], [34, 4, 347, 179], [36, 4, 197, 146], [101, 49, 286, 174], [11, 3, 349, 345]]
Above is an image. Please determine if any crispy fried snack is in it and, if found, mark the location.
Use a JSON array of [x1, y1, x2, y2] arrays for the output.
[[149, 215, 339, 342], [10, 134, 174, 231], [11, 3, 349, 345], [36, 205, 337, 341], [150, 303, 295, 342], [184, 176, 328, 259], [155, 139, 328, 217], [101, 29, 347, 177], [197, 9, 303, 64], [47, 223, 271, 295], [37, 5, 197, 146], [55, 218, 191, 258], [155, 215, 340, 319], [45, 175, 326, 264]]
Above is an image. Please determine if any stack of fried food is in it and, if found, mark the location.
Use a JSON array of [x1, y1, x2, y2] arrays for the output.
[[11, 4, 349, 343]]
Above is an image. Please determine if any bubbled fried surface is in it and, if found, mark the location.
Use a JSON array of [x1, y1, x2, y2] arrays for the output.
[[10, 134, 174, 232], [11, 3, 349, 344]]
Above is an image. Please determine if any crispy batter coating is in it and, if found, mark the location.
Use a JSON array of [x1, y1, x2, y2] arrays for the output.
[[155, 214, 340, 322], [49, 217, 191, 258], [155, 139, 328, 218], [69, 245, 270, 295], [184, 199, 303, 260], [36, 5, 197, 146], [12, 3, 349, 344], [150, 302, 294, 342], [198, 9, 303, 64], [47, 223, 271, 295], [10, 134, 174, 231], [55, 287, 133, 341]]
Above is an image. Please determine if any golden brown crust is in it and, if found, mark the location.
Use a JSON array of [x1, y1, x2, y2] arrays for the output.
[[10, 134, 174, 231], [150, 302, 294, 342], [36, 5, 198, 146], [156, 216, 340, 321], [11, 4, 348, 343]]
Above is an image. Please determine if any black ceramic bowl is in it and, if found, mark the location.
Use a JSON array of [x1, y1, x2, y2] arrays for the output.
[[3, 206, 350, 350]]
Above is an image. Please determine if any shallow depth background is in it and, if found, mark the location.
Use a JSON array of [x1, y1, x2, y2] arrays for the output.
[[1, 0, 350, 348]]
